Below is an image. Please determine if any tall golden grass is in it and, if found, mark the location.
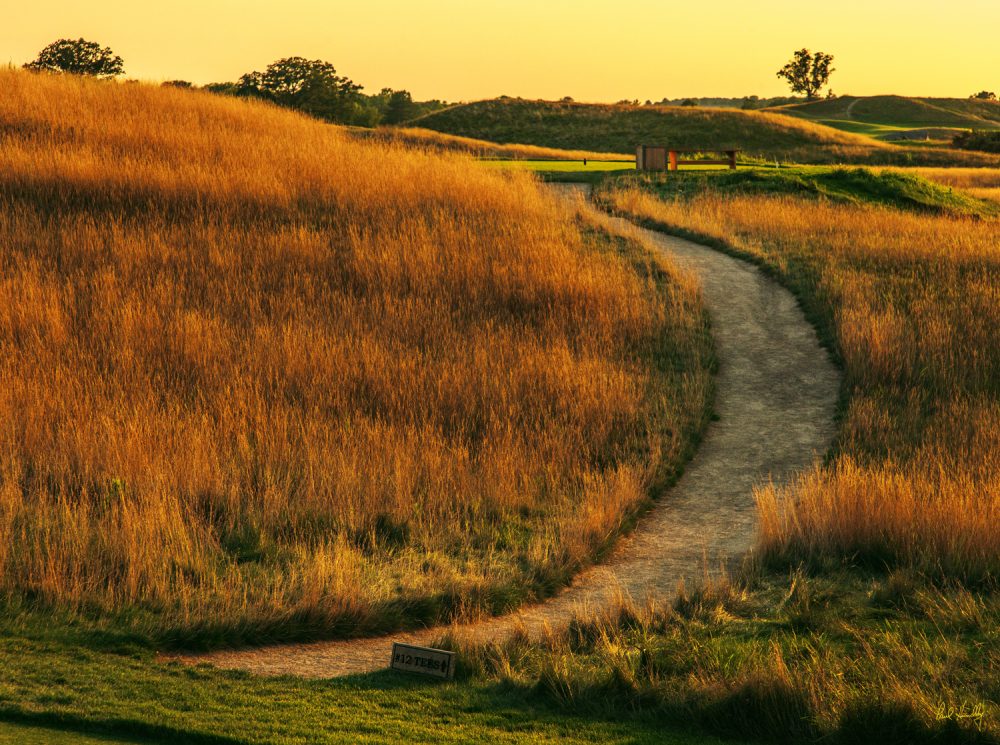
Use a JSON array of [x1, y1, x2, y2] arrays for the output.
[[0, 70, 713, 642], [895, 166, 1000, 204], [597, 179, 1000, 583], [345, 126, 630, 161]]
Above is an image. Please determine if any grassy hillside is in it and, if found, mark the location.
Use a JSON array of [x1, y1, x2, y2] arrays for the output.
[[409, 98, 1000, 167], [345, 125, 631, 161], [634, 167, 998, 218], [410, 97, 885, 162], [773, 95, 1000, 140], [0, 69, 714, 645]]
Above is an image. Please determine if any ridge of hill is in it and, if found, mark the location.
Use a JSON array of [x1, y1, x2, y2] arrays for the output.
[[343, 125, 630, 161], [771, 95, 1000, 140], [409, 98, 1000, 166], [410, 98, 877, 161]]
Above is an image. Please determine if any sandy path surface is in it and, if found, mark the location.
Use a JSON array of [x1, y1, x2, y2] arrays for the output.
[[164, 187, 840, 679]]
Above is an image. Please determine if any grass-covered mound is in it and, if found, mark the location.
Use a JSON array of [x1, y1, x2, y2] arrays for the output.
[[411, 98, 875, 160], [0, 69, 714, 645], [773, 95, 1000, 131], [409, 98, 1000, 166], [344, 125, 631, 161], [633, 167, 999, 218]]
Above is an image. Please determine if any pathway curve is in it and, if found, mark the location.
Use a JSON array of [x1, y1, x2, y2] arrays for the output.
[[165, 187, 840, 678]]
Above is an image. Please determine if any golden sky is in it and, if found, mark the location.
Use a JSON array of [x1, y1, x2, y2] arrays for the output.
[[4, 0, 998, 101]]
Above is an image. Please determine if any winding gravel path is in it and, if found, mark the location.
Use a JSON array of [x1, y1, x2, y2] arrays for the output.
[[165, 188, 840, 679]]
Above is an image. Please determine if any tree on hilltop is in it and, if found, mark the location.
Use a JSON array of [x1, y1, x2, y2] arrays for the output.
[[971, 90, 997, 100], [24, 38, 124, 78], [776, 49, 834, 99]]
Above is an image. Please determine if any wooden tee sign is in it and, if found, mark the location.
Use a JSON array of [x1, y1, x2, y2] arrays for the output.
[[390, 642, 455, 679]]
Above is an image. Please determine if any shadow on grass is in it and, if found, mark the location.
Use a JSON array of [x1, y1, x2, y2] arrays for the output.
[[0, 709, 240, 745]]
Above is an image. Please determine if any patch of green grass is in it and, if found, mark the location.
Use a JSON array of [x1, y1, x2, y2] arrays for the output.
[[806, 119, 965, 144], [455, 569, 1000, 744], [631, 166, 999, 218], [479, 159, 746, 184], [478, 159, 636, 172], [0, 617, 733, 745], [0, 721, 142, 745], [811, 118, 909, 136]]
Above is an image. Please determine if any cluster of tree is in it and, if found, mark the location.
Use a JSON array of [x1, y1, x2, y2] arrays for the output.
[[971, 91, 997, 101], [651, 95, 805, 110], [952, 130, 1000, 154], [205, 57, 446, 126], [605, 96, 805, 110], [206, 57, 445, 127], [21, 39, 446, 127]]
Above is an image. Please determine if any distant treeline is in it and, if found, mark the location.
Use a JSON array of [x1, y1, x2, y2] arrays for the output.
[[613, 95, 805, 110], [170, 57, 447, 127]]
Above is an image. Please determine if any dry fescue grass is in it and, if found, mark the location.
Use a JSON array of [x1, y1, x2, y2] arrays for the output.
[[596, 178, 1000, 584], [0, 70, 713, 643], [895, 167, 1000, 205], [345, 125, 630, 161]]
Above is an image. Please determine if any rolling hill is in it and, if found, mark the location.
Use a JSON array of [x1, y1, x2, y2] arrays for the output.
[[410, 98, 880, 162], [0, 68, 713, 645], [409, 98, 1000, 166], [771, 95, 1000, 140], [344, 124, 630, 161]]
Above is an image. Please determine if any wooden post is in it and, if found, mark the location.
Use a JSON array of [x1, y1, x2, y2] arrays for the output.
[[727, 150, 737, 170], [669, 150, 678, 171]]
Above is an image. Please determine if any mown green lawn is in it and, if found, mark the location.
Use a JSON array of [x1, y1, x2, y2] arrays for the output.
[[808, 118, 966, 144], [0, 622, 736, 745], [479, 160, 748, 184], [812, 118, 910, 136], [629, 165, 998, 217], [478, 159, 635, 172], [0, 721, 140, 745]]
